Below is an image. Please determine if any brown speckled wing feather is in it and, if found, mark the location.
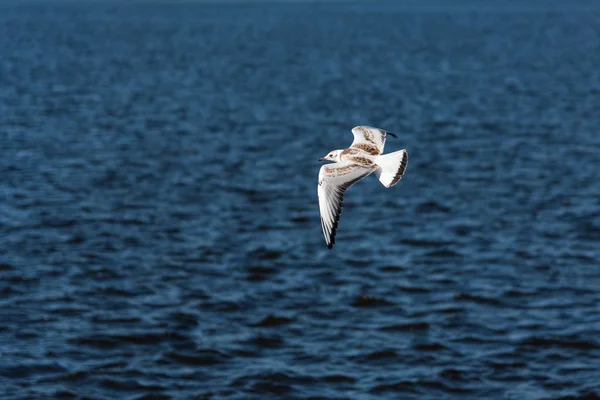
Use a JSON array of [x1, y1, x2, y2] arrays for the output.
[[317, 162, 373, 249], [350, 126, 390, 155]]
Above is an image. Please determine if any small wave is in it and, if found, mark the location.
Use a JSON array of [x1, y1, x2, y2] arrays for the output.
[[352, 295, 394, 308], [403, 238, 454, 247], [248, 334, 285, 349], [380, 322, 430, 332], [248, 246, 284, 261], [166, 311, 199, 330], [320, 374, 357, 383], [246, 265, 277, 282], [232, 371, 317, 395], [100, 378, 166, 392], [426, 249, 462, 258], [0, 262, 14, 271], [439, 368, 468, 381], [159, 349, 229, 366], [134, 394, 173, 400], [554, 392, 600, 400], [52, 389, 79, 399], [252, 315, 294, 327], [399, 285, 431, 293], [416, 200, 452, 214], [369, 380, 418, 394], [70, 331, 188, 349], [453, 292, 504, 306], [370, 379, 472, 394], [58, 370, 88, 382], [379, 265, 406, 273], [519, 336, 600, 350], [367, 349, 398, 359], [414, 342, 447, 351]]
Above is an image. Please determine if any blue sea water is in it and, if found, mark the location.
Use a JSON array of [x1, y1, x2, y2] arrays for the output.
[[1, 1, 600, 399]]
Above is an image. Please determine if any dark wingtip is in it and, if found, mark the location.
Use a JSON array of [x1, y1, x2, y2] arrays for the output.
[[327, 243, 333, 250], [386, 131, 398, 139]]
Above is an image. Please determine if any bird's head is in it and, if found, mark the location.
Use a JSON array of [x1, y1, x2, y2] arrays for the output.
[[319, 150, 343, 162]]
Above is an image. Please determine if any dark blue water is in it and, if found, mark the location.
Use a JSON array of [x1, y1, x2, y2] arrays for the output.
[[1, 1, 600, 399]]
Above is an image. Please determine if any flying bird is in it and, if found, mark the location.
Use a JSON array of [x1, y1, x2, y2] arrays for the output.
[[318, 126, 408, 249]]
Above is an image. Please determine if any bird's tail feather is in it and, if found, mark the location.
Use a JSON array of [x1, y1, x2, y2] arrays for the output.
[[375, 150, 408, 188]]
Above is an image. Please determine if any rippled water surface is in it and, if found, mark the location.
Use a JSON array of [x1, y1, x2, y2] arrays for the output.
[[1, 1, 600, 399]]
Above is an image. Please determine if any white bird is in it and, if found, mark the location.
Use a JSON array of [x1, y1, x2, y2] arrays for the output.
[[318, 126, 408, 249]]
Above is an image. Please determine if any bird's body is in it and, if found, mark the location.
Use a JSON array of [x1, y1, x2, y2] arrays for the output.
[[318, 126, 408, 249]]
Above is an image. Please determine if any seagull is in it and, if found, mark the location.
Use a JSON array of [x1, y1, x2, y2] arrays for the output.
[[318, 126, 408, 249]]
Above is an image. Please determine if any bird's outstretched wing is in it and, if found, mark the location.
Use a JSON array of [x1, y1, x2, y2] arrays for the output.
[[318, 162, 374, 249], [350, 126, 396, 156]]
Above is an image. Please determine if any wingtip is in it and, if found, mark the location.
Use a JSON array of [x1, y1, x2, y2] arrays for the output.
[[386, 131, 398, 139]]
